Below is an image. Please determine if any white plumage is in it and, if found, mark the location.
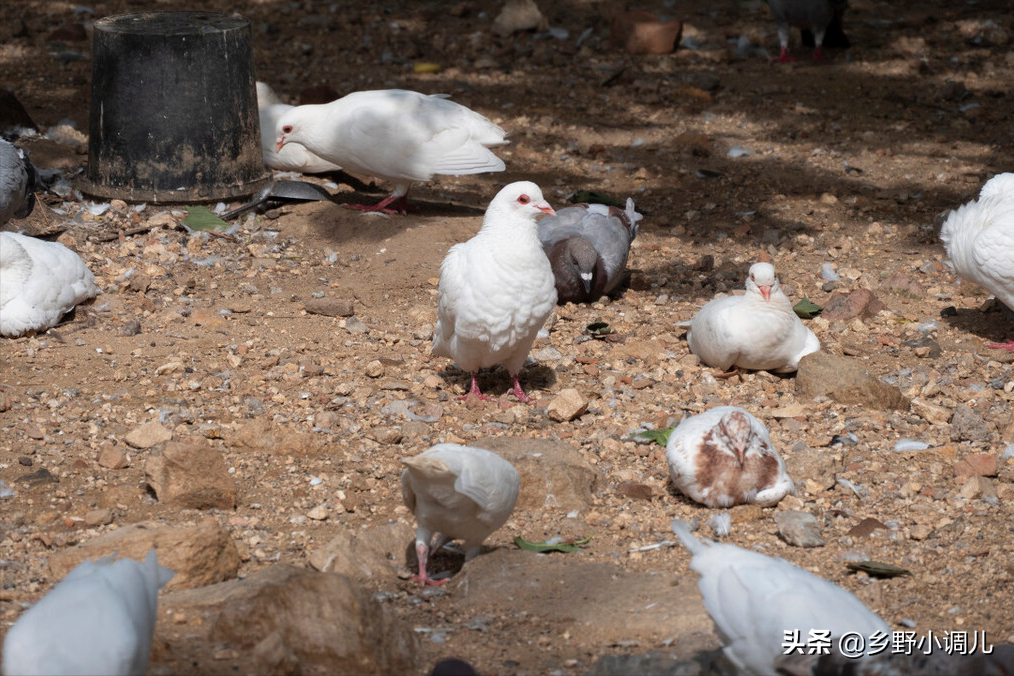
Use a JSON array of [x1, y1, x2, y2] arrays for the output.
[[671, 520, 891, 676], [687, 262, 819, 373], [0, 231, 99, 338], [401, 443, 520, 586], [2, 550, 174, 676], [666, 406, 793, 508], [940, 173, 1014, 351], [274, 89, 508, 213], [256, 82, 342, 174], [431, 181, 557, 402]]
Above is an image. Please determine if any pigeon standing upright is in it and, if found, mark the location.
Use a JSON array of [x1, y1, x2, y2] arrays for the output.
[[1, 550, 174, 676], [401, 443, 520, 586], [666, 406, 793, 508], [766, 0, 842, 62], [670, 520, 891, 675], [1, 231, 100, 337], [256, 82, 343, 174], [537, 198, 642, 303], [431, 181, 557, 402], [940, 172, 1014, 350], [0, 137, 38, 225], [274, 89, 508, 214], [687, 262, 820, 373]]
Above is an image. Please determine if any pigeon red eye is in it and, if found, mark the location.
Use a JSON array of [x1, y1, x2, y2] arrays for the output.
[[517, 195, 530, 204], [282, 125, 293, 134]]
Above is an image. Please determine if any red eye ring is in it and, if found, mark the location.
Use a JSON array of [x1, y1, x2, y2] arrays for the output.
[[282, 125, 293, 134], [518, 194, 530, 204]]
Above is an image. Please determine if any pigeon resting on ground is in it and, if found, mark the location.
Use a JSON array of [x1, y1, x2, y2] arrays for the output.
[[940, 173, 1014, 350], [275, 89, 508, 214], [767, 0, 845, 62], [2, 550, 174, 676], [671, 520, 891, 676], [1, 137, 38, 224], [1, 231, 100, 337], [401, 443, 520, 587], [256, 82, 342, 174], [687, 262, 820, 373], [431, 181, 557, 402], [538, 198, 642, 303], [666, 406, 793, 508]]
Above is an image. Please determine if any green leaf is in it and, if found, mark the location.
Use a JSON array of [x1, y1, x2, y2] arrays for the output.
[[793, 298, 823, 319], [585, 321, 614, 337], [635, 427, 674, 446], [566, 190, 624, 208], [184, 206, 229, 232], [514, 536, 591, 553], [845, 560, 911, 578]]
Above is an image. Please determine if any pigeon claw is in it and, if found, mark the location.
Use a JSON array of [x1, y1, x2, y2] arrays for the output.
[[986, 340, 1014, 352], [511, 375, 532, 403], [412, 573, 449, 587], [812, 46, 824, 61], [344, 194, 414, 215], [776, 48, 794, 63]]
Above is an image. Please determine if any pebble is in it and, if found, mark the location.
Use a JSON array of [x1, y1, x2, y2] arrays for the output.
[[97, 444, 130, 469], [774, 510, 825, 548], [547, 389, 588, 422], [953, 453, 998, 478], [307, 505, 329, 520], [83, 508, 113, 527], [365, 360, 384, 378], [124, 422, 173, 449]]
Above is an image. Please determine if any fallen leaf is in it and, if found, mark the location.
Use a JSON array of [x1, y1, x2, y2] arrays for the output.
[[845, 560, 911, 578], [514, 535, 591, 553], [793, 298, 822, 319], [635, 427, 674, 446], [184, 206, 229, 232]]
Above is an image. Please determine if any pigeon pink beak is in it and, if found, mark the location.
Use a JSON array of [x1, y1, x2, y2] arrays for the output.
[[535, 201, 556, 217], [275, 135, 286, 152], [759, 285, 771, 301]]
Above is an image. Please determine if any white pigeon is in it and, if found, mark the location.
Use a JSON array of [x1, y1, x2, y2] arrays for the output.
[[538, 198, 642, 303], [274, 89, 508, 214], [666, 406, 793, 508], [401, 443, 520, 587], [2, 550, 174, 676], [940, 173, 1014, 350], [0, 231, 100, 338], [256, 82, 342, 174], [670, 520, 891, 676], [1, 138, 38, 225], [687, 262, 820, 373], [431, 181, 557, 402], [767, 0, 843, 62]]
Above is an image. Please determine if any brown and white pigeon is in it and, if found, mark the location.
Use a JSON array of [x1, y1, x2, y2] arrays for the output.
[[275, 89, 508, 214], [537, 198, 642, 303], [687, 262, 819, 373], [671, 520, 891, 676], [940, 173, 1014, 350], [766, 0, 845, 62], [401, 443, 520, 587], [666, 406, 793, 508], [432, 181, 557, 402], [1, 231, 100, 337], [1, 137, 38, 225]]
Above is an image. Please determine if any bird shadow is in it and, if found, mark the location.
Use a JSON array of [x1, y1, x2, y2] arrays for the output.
[[401, 540, 506, 584], [435, 364, 558, 400], [940, 304, 1014, 346]]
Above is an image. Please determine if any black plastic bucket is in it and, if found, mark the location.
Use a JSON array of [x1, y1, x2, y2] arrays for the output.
[[81, 11, 269, 203]]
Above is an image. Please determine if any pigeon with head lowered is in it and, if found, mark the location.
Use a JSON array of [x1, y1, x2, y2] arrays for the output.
[[257, 82, 342, 174], [432, 181, 557, 402], [687, 262, 819, 373], [2, 550, 174, 676], [275, 89, 508, 214], [671, 520, 890, 676], [1, 231, 100, 337], [666, 406, 793, 508], [401, 443, 520, 587], [538, 198, 641, 303], [940, 173, 1014, 350], [1, 137, 38, 225], [767, 0, 844, 62]]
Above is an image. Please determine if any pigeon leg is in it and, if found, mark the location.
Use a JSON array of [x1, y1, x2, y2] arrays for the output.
[[713, 367, 741, 380], [777, 46, 794, 63], [812, 45, 823, 61], [456, 372, 493, 401], [344, 193, 405, 215], [986, 340, 1014, 351], [411, 541, 447, 587], [776, 26, 794, 63], [510, 374, 532, 403]]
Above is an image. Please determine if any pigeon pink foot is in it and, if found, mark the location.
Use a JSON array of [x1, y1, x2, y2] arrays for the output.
[[777, 47, 794, 63], [456, 372, 493, 401], [511, 374, 531, 403], [986, 340, 1014, 352], [344, 194, 411, 215], [412, 542, 448, 587], [812, 46, 823, 61]]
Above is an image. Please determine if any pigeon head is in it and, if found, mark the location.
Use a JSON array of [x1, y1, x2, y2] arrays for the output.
[[746, 262, 779, 302], [716, 409, 753, 466], [275, 107, 310, 153], [547, 237, 602, 299], [488, 181, 555, 222]]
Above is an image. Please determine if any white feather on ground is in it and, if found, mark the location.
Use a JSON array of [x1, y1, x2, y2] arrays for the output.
[[0, 231, 99, 337], [1, 550, 174, 676], [401, 443, 520, 586]]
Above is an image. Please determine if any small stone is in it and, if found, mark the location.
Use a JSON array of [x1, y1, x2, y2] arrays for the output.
[[492, 0, 547, 36], [547, 388, 588, 422], [365, 360, 384, 378], [83, 508, 113, 527], [616, 481, 653, 500], [848, 517, 887, 538], [345, 317, 369, 334], [611, 10, 682, 54], [368, 426, 403, 445], [124, 422, 172, 449], [144, 441, 237, 510], [910, 523, 933, 540], [25, 425, 45, 440], [120, 319, 142, 336], [911, 398, 952, 424], [304, 298, 355, 317], [821, 289, 887, 322], [959, 476, 997, 500], [953, 453, 998, 478], [796, 352, 908, 411], [774, 510, 824, 548], [950, 404, 992, 442], [307, 505, 329, 521]]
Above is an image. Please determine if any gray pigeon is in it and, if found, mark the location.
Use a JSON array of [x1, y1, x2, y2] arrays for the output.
[[538, 198, 641, 304], [767, 0, 846, 62], [1, 138, 38, 225]]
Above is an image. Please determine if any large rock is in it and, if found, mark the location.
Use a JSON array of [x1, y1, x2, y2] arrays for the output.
[[307, 522, 413, 581], [453, 549, 717, 649], [49, 521, 240, 590], [471, 437, 602, 512], [796, 352, 908, 411], [158, 565, 417, 676], [145, 441, 237, 510], [821, 289, 886, 322]]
